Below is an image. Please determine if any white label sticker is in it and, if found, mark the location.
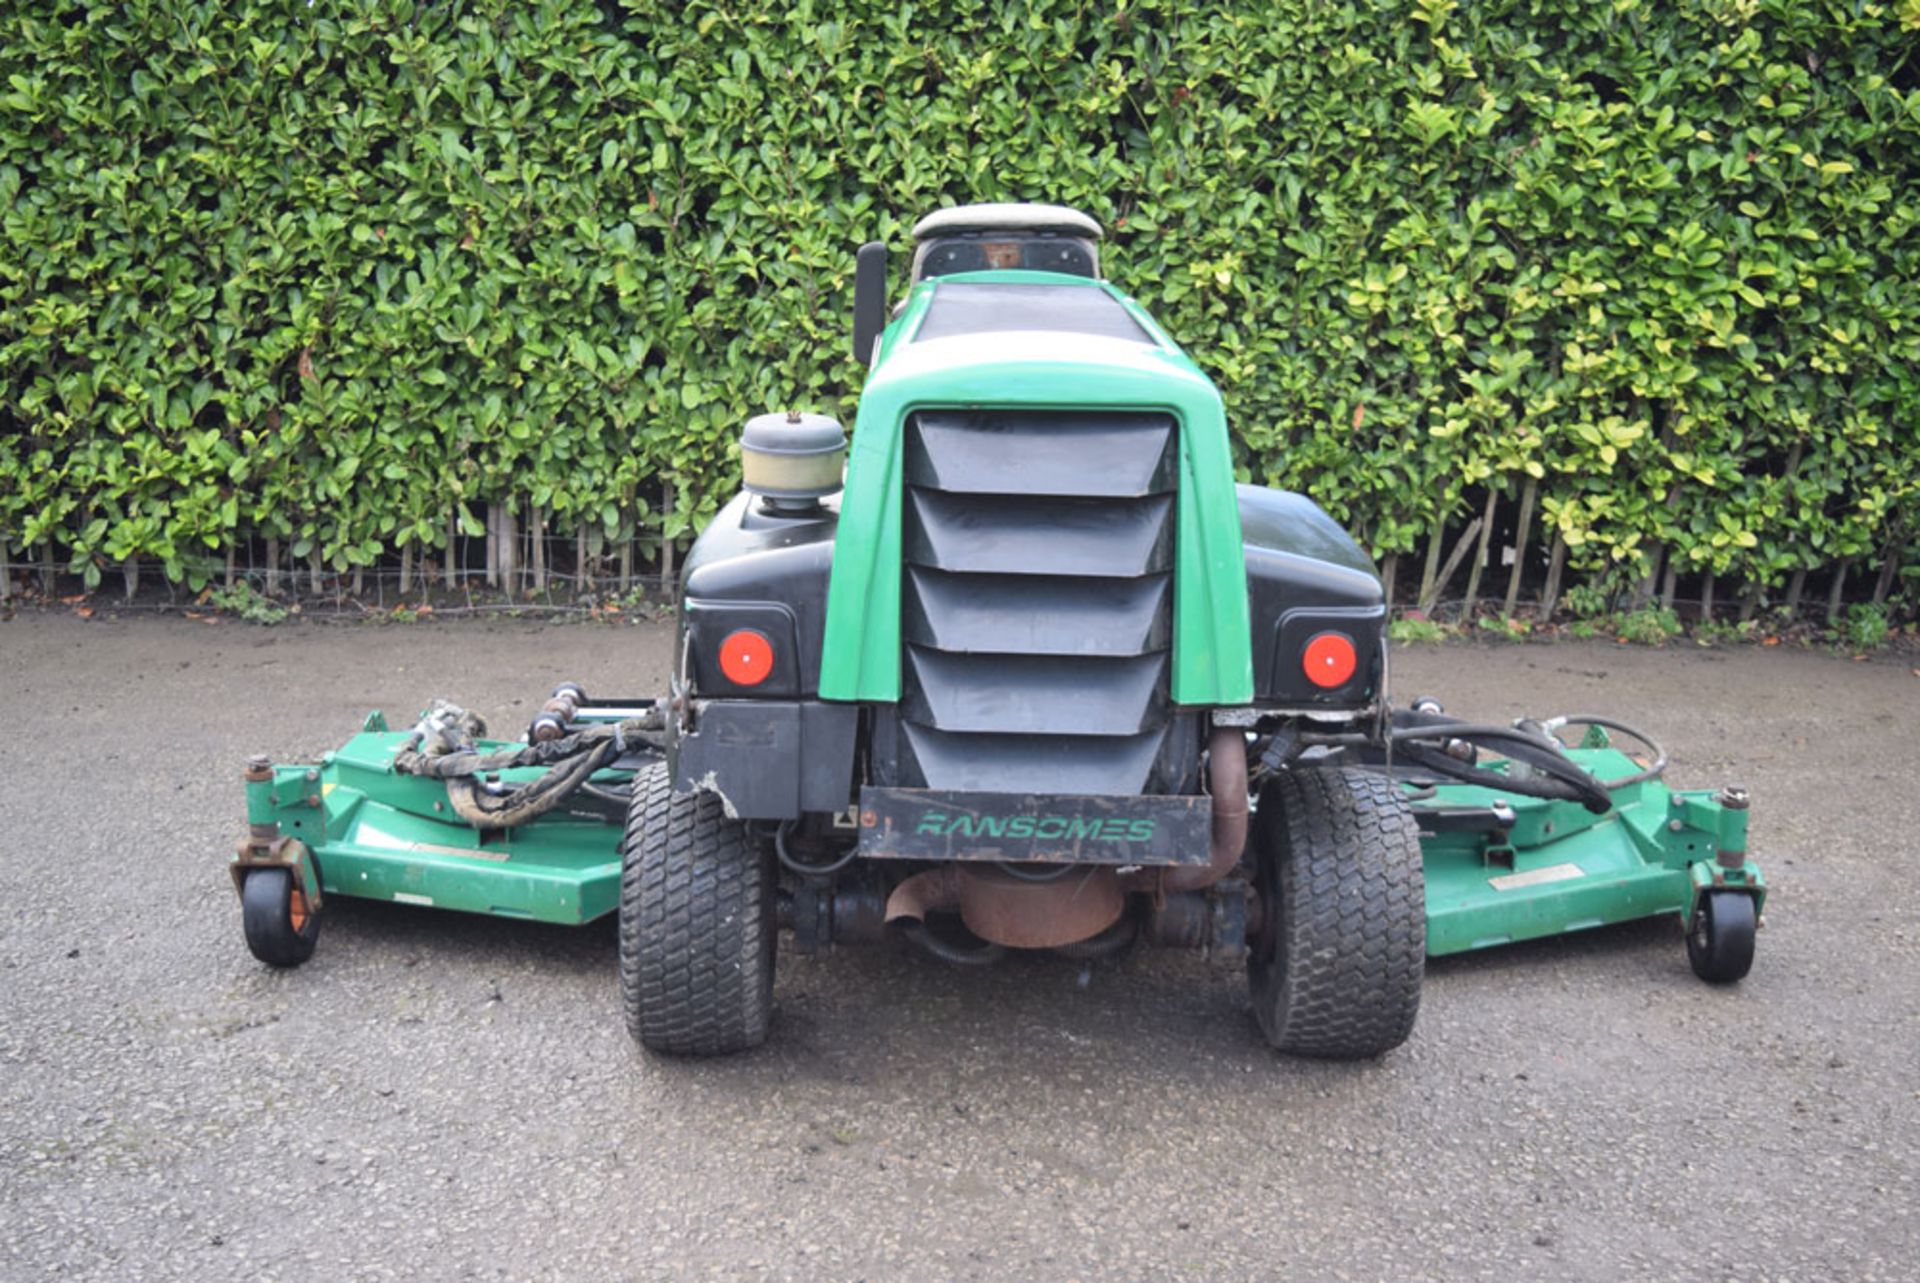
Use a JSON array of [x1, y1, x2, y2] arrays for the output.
[[1487, 862, 1584, 892]]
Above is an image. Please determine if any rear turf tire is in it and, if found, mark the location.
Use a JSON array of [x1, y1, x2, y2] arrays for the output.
[[241, 867, 320, 968], [619, 763, 776, 1056], [1686, 890, 1756, 983], [1248, 766, 1425, 1059]]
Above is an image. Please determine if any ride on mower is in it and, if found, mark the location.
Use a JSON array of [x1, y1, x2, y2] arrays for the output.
[[230, 204, 1764, 1059]]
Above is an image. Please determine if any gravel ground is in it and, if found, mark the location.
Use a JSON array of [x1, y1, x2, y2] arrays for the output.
[[2, 613, 1916, 1282]]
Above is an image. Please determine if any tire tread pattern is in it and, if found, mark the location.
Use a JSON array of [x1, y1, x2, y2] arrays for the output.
[[618, 764, 775, 1055], [1250, 766, 1425, 1059]]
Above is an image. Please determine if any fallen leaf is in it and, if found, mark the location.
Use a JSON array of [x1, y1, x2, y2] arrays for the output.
[[1762, 635, 1781, 646], [297, 348, 316, 382], [184, 610, 204, 620], [73, 606, 93, 619], [59, 593, 87, 605]]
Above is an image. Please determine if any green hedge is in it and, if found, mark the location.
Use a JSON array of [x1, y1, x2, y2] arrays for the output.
[[3, 0, 1918, 616]]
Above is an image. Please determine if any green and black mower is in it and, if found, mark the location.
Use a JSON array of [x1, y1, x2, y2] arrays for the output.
[[230, 204, 1764, 1059]]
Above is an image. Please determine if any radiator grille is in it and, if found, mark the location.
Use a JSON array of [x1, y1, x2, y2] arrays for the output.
[[899, 409, 1179, 795]]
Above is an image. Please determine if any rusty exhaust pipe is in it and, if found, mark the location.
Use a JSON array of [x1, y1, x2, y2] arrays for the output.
[[885, 865, 962, 923], [884, 862, 1125, 950], [1147, 725, 1249, 894]]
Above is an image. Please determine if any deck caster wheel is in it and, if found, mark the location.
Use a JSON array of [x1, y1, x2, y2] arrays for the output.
[[1248, 766, 1425, 1059], [241, 867, 320, 967], [619, 763, 775, 1056], [1687, 890, 1755, 983]]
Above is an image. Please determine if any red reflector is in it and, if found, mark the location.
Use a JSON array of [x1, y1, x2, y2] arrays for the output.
[[718, 629, 774, 686], [1302, 632, 1358, 688]]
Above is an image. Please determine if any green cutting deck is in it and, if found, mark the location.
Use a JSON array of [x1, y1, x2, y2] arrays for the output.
[[238, 724, 1759, 954], [1415, 746, 1762, 956], [242, 721, 634, 926]]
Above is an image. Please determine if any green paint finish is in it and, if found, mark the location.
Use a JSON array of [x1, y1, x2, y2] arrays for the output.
[[250, 728, 628, 926], [240, 727, 1761, 951], [1416, 747, 1763, 956], [819, 271, 1254, 705]]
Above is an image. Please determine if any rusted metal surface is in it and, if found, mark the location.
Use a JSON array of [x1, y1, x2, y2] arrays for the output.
[[528, 682, 587, 742], [857, 787, 1211, 865], [1141, 890, 1211, 949], [884, 863, 1124, 950], [1158, 726, 1249, 893], [884, 866, 962, 924], [227, 835, 320, 911], [878, 728, 1253, 952], [954, 864, 1124, 949]]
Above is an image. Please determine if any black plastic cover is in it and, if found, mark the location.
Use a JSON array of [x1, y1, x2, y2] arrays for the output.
[[680, 491, 837, 697], [903, 566, 1170, 656], [672, 699, 859, 819], [895, 409, 1185, 796], [902, 648, 1169, 736], [1239, 484, 1387, 705], [905, 490, 1174, 578], [906, 410, 1175, 497]]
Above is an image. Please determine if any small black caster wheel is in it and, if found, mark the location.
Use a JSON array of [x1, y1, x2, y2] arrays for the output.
[[1687, 890, 1755, 984], [551, 681, 588, 705], [242, 867, 320, 967], [1410, 696, 1445, 716], [528, 710, 568, 743]]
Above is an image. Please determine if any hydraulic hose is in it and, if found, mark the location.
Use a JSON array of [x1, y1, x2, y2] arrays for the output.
[[897, 919, 1008, 967], [1370, 707, 1671, 813], [1541, 715, 1669, 787], [1384, 710, 1614, 812], [441, 740, 619, 828], [391, 701, 662, 829]]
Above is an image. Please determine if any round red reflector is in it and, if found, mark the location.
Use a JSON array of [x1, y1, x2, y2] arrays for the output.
[[718, 629, 775, 686], [1302, 631, 1358, 688]]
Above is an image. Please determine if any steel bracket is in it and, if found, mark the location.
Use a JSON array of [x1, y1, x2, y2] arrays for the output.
[[229, 835, 322, 913]]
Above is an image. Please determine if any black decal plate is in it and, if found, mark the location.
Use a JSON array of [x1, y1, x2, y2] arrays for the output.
[[856, 787, 1211, 866]]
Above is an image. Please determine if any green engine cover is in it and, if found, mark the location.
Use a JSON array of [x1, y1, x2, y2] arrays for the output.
[[819, 270, 1254, 706]]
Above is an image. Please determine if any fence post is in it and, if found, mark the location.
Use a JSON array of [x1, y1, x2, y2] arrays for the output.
[[660, 480, 676, 591], [1503, 477, 1537, 619], [1539, 535, 1567, 619], [531, 504, 547, 594], [1460, 489, 1498, 620]]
